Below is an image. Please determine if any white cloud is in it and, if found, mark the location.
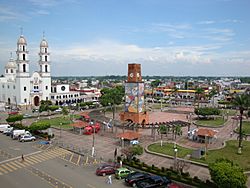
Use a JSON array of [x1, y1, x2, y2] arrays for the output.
[[0, 6, 23, 22]]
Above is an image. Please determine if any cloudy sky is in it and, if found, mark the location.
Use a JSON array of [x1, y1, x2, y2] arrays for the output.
[[0, 0, 250, 76]]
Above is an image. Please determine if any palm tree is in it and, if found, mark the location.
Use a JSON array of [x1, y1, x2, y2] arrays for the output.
[[232, 93, 250, 153], [195, 87, 204, 108]]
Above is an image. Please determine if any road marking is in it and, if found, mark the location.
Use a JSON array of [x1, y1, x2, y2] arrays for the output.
[[69, 154, 74, 162], [29, 155, 43, 163], [5, 163, 18, 170], [87, 184, 96, 188], [13, 161, 26, 168], [76, 155, 81, 165], [0, 166, 8, 174], [23, 159, 35, 165], [1, 164, 13, 172], [9, 161, 21, 169], [26, 157, 38, 164]]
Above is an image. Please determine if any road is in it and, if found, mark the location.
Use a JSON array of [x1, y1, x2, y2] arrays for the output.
[[0, 133, 127, 188]]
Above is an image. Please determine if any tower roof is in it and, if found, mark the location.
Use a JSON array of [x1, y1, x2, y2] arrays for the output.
[[17, 35, 27, 45], [40, 38, 48, 47], [5, 58, 17, 69]]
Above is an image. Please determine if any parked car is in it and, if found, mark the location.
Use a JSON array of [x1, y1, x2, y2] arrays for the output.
[[23, 114, 32, 118], [0, 124, 11, 133], [125, 171, 151, 187], [167, 183, 183, 188], [55, 108, 62, 112], [96, 165, 117, 176], [19, 135, 36, 142], [135, 175, 171, 188], [32, 109, 39, 113], [115, 167, 134, 179], [8, 111, 19, 115]]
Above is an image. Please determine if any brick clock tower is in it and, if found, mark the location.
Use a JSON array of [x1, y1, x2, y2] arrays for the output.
[[120, 64, 149, 124]]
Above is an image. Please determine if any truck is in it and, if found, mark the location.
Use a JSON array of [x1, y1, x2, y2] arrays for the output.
[[0, 124, 11, 133], [3, 126, 13, 134], [11, 130, 31, 140]]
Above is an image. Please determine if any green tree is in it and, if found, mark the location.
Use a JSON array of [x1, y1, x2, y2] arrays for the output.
[[209, 158, 247, 188], [195, 87, 205, 109], [6, 114, 24, 125], [29, 121, 51, 132], [39, 100, 53, 115], [194, 107, 220, 118], [232, 94, 250, 152], [121, 145, 143, 161]]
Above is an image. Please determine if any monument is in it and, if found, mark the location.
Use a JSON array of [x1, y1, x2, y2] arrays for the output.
[[120, 63, 149, 124]]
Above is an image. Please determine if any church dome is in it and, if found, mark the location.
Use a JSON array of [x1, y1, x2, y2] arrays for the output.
[[40, 39, 48, 47], [17, 35, 27, 45], [5, 58, 17, 69]]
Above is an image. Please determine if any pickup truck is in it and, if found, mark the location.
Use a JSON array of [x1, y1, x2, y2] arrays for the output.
[[135, 175, 171, 188]]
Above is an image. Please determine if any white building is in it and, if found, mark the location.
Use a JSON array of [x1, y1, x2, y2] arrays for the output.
[[0, 34, 51, 109]]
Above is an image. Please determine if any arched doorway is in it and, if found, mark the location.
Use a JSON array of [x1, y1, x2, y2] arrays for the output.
[[7, 98, 11, 105], [34, 96, 40, 106]]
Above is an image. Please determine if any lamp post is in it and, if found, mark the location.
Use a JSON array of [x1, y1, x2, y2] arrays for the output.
[[121, 137, 124, 148], [174, 147, 178, 170], [92, 124, 95, 157], [60, 123, 62, 138]]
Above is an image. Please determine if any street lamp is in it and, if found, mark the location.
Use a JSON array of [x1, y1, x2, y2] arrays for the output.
[[60, 123, 62, 138], [121, 137, 124, 148], [174, 147, 178, 170], [92, 124, 96, 157]]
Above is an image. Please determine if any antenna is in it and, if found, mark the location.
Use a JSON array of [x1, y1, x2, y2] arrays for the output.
[[20, 27, 23, 36], [10, 52, 13, 58], [43, 31, 45, 39]]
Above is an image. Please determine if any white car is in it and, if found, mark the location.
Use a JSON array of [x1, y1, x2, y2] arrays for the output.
[[55, 108, 62, 112], [19, 135, 36, 142]]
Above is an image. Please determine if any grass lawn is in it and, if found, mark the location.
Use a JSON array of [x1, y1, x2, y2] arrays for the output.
[[235, 121, 250, 134], [195, 117, 226, 127], [148, 143, 193, 158], [37, 115, 81, 129], [148, 140, 250, 170]]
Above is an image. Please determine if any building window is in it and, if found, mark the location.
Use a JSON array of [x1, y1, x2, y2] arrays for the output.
[[45, 56, 47, 62], [46, 97, 48, 100], [40, 65, 42, 72], [2, 85, 4, 88], [13, 85, 15, 89], [51, 96, 54, 99], [6, 69, 8, 73], [45, 48, 47, 53], [24, 98, 27, 103], [45, 65, 48, 72], [24, 86, 26, 91], [46, 86, 48, 90], [23, 64, 26, 72], [11, 69, 13, 73], [23, 46, 25, 51], [7, 85, 9, 89], [23, 54, 26, 61]]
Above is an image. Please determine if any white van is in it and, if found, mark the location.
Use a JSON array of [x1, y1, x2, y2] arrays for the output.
[[0, 124, 11, 133], [12, 130, 31, 139]]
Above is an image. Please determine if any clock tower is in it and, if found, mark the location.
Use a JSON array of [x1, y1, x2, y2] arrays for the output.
[[120, 63, 149, 125]]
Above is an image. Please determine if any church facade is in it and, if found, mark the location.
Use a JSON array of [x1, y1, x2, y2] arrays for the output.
[[0, 34, 51, 108]]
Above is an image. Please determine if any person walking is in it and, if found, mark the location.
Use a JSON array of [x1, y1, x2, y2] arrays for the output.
[[21, 154, 24, 162], [107, 175, 112, 184]]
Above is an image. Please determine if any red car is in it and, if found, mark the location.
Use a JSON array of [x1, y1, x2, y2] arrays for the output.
[[167, 183, 183, 188], [96, 165, 117, 176], [8, 111, 19, 115]]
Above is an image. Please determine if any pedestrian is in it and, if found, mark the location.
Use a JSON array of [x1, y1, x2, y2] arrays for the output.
[[21, 154, 24, 162], [230, 131, 233, 138], [114, 148, 117, 160], [107, 175, 112, 184]]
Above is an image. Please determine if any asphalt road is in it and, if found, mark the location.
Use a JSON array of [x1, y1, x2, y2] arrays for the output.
[[0, 133, 128, 188]]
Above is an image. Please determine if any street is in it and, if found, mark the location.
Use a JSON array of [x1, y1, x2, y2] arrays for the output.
[[0, 133, 128, 188]]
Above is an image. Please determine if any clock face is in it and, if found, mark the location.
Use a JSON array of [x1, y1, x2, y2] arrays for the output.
[[130, 73, 134, 78], [61, 86, 65, 91], [137, 73, 140, 78]]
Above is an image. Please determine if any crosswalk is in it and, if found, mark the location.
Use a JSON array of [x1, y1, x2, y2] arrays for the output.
[[0, 147, 71, 175]]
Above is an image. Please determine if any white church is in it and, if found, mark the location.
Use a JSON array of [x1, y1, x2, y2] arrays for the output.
[[0, 34, 99, 110], [0, 34, 51, 109]]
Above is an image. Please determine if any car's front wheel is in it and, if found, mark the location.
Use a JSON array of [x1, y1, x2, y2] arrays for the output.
[[102, 173, 106, 176], [132, 183, 136, 187]]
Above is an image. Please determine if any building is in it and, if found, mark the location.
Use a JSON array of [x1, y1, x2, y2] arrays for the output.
[[0, 34, 90, 109], [0, 34, 51, 109], [120, 63, 149, 124]]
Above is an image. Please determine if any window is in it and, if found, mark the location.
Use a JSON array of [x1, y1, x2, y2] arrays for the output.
[[2, 85, 4, 88], [45, 56, 47, 62], [23, 54, 25, 61], [24, 98, 27, 103], [45, 65, 48, 72], [24, 86, 26, 91], [40, 65, 42, 71], [6, 69, 8, 73], [23, 64, 26, 72], [46, 86, 48, 90], [46, 97, 48, 100], [51, 96, 54, 99], [23, 46, 25, 51], [13, 85, 15, 89], [7, 85, 9, 89], [11, 69, 13, 73], [45, 48, 47, 53]]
